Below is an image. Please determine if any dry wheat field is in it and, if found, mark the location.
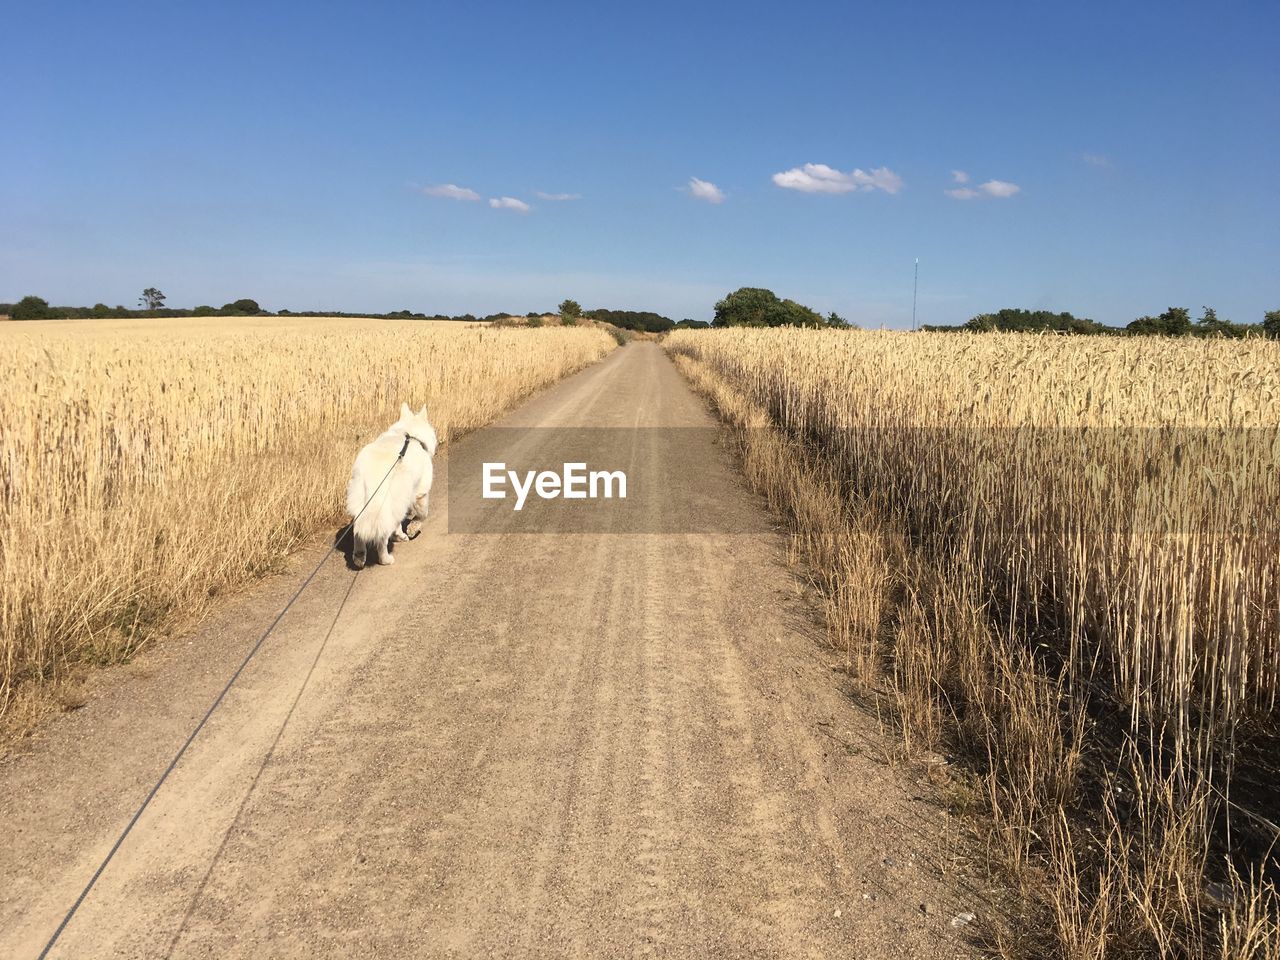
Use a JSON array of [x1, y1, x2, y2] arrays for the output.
[[667, 328, 1280, 959], [0, 316, 614, 730]]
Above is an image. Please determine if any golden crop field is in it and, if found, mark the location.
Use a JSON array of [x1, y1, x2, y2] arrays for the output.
[[0, 316, 614, 728], [666, 328, 1280, 958]]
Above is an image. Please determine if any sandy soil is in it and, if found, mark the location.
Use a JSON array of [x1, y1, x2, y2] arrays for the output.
[[1, 343, 981, 959]]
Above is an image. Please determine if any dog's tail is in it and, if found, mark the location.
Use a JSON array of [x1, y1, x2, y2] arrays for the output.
[[345, 466, 369, 525], [347, 463, 401, 546]]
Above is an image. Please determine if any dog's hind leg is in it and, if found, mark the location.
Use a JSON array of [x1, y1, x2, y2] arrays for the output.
[[374, 537, 395, 565], [351, 538, 367, 569], [400, 493, 429, 540]]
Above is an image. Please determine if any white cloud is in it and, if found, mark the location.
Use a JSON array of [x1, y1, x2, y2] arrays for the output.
[[687, 177, 725, 203], [489, 196, 532, 212], [1082, 153, 1112, 168], [771, 163, 904, 195], [979, 179, 1021, 198], [423, 183, 480, 201], [945, 174, 1022, 200], [535, 191, 582, 201]]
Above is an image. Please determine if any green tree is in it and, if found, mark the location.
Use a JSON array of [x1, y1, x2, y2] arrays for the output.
[[1264, 310, 1280, 340], [713, 287, 829, 328], [1127, 307, 1192, 336], [139, 287, 166, 310], [780, 298, 825, 327], [1193, 306, 1254, 339], [713, 287, 780, 327], [558, 299, 582, 325], [11, 295, 50, 321], [222, 298, 261, 314], [1196, 306, 1228, 333]]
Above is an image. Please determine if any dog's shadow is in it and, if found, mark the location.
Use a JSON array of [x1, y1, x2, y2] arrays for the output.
[[332, 526, 360, 570]]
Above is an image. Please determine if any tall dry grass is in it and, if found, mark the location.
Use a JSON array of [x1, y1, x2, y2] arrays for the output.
[[0, 317, 614, 728], [667, 328, 1280, 958]]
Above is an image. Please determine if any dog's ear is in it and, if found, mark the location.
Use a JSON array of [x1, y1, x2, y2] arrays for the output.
[[418, 404, 429, 418], [400, 401, 412, 419]]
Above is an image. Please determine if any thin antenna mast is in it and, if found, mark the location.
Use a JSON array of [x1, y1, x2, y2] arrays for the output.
[[912, 257, 919, 331]]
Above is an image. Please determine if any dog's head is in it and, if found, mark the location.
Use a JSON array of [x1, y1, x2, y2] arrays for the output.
[[397, 402, 438, 457]]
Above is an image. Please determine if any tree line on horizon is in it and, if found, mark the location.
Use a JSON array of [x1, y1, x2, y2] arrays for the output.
[[0, 293, 717, 332], [0, 294, 522, 325], [924, 305, 1280, 339], [10, 291, 1275, 340]]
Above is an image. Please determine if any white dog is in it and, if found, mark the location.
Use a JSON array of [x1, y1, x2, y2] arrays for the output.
[[345, 403, 438, 568]]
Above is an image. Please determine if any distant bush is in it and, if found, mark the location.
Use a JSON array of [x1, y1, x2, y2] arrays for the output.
[[527, 316, 544, 328], [192, 305, 218, 317], [222, 299, 261, 314]]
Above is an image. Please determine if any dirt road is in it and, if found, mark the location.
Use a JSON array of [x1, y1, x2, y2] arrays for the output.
[[2, 343, 978, 958]]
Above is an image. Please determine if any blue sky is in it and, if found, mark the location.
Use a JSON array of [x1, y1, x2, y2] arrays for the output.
[[3, 0, 1277, 327]]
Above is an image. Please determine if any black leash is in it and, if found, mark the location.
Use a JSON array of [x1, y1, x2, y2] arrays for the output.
[[36, 438, 417, 959]]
